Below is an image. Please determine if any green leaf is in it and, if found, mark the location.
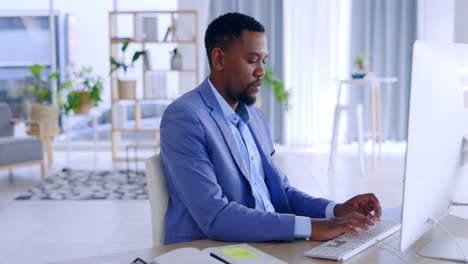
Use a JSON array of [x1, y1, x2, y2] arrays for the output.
[[27, 64, 46, 77], [262, 67, 290, 110], [110, 57, 123, 74], [48, 73, 60, 80], [34, 87, 51, 101], [131, 51, 146, 64], [60, 80, 73, 90], [65, 92, 80, 114], [110, 57, 121, 66], [121, 40, 130, 53], [83, 66, 92, 73]]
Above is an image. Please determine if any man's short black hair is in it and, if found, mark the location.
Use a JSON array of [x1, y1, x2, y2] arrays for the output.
[[205, 12, 265, 68]]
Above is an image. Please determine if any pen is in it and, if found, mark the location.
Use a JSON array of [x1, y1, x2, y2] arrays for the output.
[[210, 252, 231, 264]]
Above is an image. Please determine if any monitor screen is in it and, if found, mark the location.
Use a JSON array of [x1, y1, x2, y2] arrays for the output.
[[400, 41, 468, 252]]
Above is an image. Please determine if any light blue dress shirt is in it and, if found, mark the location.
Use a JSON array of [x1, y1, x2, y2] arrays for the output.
[[208, 79, 337, 239]]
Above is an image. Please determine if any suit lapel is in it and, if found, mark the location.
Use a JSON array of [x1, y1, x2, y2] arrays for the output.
[[198, 79, 250, 182]]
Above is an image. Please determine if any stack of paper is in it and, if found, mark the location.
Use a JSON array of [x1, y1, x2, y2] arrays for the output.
[[151, 244, 287, 264]]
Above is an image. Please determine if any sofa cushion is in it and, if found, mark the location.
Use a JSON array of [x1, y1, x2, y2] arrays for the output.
[[0, 137, 43, 166], [0, 103, 13, 137]]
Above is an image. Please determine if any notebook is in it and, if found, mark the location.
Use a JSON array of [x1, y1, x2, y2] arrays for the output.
[[150, 243, 287, 264]]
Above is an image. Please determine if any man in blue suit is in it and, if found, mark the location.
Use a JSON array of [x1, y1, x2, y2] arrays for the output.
[[160, 12, 382, 245]]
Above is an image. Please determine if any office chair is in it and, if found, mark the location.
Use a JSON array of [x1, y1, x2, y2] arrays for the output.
[[144, 154, 168, 247]]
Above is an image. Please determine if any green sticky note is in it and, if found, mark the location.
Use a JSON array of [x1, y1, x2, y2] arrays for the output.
[[221, 248, 259, 259]]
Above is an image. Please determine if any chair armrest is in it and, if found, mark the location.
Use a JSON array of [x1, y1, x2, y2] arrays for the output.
[[11, 119, 45, 140]]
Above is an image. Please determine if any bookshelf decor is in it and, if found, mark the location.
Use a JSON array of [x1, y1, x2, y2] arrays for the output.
[[109, 10, 199, 161]]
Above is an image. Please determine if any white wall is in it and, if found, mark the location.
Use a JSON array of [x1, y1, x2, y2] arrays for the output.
[[418, 0, 468, 44], [55, 0, 113, 109], [417, 0, 455, 42]]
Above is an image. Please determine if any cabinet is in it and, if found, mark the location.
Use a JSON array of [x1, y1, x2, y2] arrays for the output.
[[109, 10, 199, 161]]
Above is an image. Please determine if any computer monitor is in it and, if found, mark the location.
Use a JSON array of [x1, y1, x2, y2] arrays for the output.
[[400, 41, 468, 260]]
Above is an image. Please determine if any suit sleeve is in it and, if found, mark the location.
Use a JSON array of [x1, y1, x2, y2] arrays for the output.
[[271, 153, 335, 218], [160, 102, 296, 242]]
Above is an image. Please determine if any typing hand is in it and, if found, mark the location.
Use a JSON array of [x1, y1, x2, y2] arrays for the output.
[[334, 193, 382, 221], [310, 212, 375, 241]]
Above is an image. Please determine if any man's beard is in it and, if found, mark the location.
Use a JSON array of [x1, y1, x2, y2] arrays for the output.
[[226, 84, 257, 106], [239, 79, 261, 106], [239, 89, 256, 106]]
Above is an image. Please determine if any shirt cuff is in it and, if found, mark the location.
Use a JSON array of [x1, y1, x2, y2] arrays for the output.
[[294, 216, 311, 239], [325, 201, 338, 218]]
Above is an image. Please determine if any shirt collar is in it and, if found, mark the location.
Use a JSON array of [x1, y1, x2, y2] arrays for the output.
[[208, 78, 250, 125]]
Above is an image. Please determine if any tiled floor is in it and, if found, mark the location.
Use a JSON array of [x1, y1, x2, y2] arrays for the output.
[[0, 144, 408, 264]]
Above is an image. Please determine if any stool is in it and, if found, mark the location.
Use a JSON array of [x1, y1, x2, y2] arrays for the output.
[[328, 77, 398, 176], [329, 103, 366, 175]]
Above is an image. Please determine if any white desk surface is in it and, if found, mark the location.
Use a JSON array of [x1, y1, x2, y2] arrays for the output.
[[48, 208, 468, 264]]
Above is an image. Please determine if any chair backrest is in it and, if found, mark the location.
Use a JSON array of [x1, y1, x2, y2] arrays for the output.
[[144, 154, 168, 247], [0, 103, 13, 137]]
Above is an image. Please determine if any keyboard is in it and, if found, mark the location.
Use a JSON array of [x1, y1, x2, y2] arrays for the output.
[[304, 220, 401, 261]]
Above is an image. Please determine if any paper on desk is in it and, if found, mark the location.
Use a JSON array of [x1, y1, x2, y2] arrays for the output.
[[150, 247, 220, 264], [202, 243, 287, 264]]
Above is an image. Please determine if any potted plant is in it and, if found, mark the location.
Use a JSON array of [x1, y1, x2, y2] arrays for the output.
[[60, 66, 103, 115], [110, 40, 146, 99], [170, 48, 182, 70], [263, 67, 290, 110], [22, 64, 70, 131], [352, 53, 369, 79]]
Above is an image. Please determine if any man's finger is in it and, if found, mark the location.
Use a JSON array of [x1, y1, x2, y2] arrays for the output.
[[348, 217, 370, 230], [368, 194, 382, 219], [359, 203, 373, 215], [341, 224, 360, 236], [350, 212, 375, 226]]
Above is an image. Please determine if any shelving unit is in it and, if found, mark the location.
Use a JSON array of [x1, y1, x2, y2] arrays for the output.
[[109, 10, 199, 161]]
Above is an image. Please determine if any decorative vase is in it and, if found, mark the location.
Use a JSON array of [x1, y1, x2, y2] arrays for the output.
[[28, 102, 59, 132], [74, 91, 93, 114], [170, 53, 182, 70], [118, 80, 137, 100]]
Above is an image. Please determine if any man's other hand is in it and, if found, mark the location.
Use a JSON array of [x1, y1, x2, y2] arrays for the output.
[[310, 212, 375, 241], [334, 193, 382, 221]]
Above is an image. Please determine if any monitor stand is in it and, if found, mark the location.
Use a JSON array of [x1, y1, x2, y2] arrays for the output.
[[419, 236, 468, 262]]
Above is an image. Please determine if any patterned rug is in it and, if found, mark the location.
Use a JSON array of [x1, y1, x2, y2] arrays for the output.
[[15, 168, 148, 200]]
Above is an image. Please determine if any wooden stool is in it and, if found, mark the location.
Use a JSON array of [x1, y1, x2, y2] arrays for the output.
[[27, 128, 60, 167], [328, 77, 398, 175]]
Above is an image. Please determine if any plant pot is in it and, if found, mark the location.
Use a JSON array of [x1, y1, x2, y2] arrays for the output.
[[170, 54, 182, 70], [118, 80, 136, 100], [74, 91, 93, 115], [27, 102, 59, 131]]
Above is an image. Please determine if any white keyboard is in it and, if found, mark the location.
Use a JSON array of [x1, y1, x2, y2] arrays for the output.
[[304, 220, 401, 261]]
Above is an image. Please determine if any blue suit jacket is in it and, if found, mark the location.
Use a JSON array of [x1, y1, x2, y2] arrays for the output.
[[160, 79, 332, 245]]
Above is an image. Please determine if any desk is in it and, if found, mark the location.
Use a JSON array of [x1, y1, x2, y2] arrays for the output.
[[49, 214, 468, 264], [27, 128, 60, 167]]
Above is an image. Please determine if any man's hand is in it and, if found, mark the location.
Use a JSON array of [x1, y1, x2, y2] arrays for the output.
[[334, 193, 382, 221], [310, 212, 375, 241]]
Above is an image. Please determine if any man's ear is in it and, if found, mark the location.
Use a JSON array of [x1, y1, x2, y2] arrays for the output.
[[211, 48, 224, 72]]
